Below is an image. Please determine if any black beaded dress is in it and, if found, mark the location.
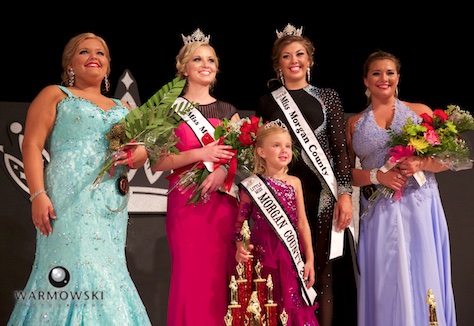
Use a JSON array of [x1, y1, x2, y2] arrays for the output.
[[256, 84, 356, 325]]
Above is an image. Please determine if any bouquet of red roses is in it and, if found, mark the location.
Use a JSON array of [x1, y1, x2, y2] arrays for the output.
[[171, 115, 263, 205], [363, 104, 474, 214]]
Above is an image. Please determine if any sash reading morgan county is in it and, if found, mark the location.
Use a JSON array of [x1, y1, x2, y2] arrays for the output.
[[174, 97, 216, 172], [271, 87, 337, 198], [240, 174, 317, 306], [270, 86, 348, 260]]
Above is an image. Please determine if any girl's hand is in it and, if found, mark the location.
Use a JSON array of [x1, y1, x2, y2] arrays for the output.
[[235, 243, 254, 263]]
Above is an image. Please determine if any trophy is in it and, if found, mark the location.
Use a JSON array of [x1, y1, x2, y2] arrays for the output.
[[224, 220, 279, 326], [246, 290, 262, 326], [264, 274, 278, 326], [426, 289, 438, 326]]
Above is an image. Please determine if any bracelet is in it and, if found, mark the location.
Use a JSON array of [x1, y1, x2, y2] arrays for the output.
[[29, 189, 47, 202], [126, 149, 134, 169], [218, 164, 229, 176], [369, 168, 380, 185]]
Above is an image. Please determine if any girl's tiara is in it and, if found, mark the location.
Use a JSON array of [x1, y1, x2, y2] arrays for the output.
[[265, 119, 288, 131]]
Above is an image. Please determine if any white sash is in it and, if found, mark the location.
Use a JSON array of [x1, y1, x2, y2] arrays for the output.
[[174, 97, 215, 172], [174, 97, 239, 198], [271, 87, 351, 260], [271, 87, 338, 198], [240, 174, 318, 306]]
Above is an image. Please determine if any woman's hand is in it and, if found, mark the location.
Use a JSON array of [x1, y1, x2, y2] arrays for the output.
[[334, 193, 352, 232], [200, 139, 234, 163], [114, 144, 148, 169], [378, 168, 406, 191], [397, 156, 423, 177], [32, 194, 56, 237], [198, 165, 227, 195]]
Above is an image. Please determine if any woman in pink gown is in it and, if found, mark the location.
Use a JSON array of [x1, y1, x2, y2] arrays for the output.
[[151, 28, 240, 326]]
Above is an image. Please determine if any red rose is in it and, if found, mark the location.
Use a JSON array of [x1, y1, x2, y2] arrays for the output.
[[421, 122, 434, 131], [433, 109, 449, 122], [238, 133, 253, 146], [240, 121, 252, 134], [249, 115, 261, 133], [420, 113, 433, 125]]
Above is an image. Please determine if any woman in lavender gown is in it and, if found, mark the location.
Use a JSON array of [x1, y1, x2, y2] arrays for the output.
[[346, 50, 457, 326]]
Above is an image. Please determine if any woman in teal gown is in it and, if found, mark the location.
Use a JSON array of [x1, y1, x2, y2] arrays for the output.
[[7, 33, 151, 326]]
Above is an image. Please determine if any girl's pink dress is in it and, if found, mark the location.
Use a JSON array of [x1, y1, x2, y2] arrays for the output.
[[236, 176, 319, 326]]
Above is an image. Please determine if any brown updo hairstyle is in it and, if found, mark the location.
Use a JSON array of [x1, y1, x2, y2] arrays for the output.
[[271, 35, 315, 79], [362, 50, 401, 104], [60, 32, 111, 92], [362, 50, 401, 79]]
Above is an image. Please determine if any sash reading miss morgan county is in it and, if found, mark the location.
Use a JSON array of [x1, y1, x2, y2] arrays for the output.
[[271, 86, 349, 259], [174, 97, 216, 172], [240, 174, 317, 306]]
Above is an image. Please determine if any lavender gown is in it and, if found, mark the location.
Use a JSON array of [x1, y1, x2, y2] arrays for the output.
[[352, 99, 456, 326]]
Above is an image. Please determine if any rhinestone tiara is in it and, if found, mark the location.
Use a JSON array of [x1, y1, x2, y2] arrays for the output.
[[276, 23, 303, 38], [265, 119, 288, 131], [181, 28, 210, 44]]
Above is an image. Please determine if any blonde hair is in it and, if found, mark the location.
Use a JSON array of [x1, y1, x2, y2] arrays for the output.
[[61, 32, 111, 87], [175, 42, 220, 94], [253, 123, 292, 175]]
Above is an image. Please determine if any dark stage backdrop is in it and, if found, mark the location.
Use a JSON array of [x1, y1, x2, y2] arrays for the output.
[[1, 8, 473, 115], [2, 7, 474, 325]]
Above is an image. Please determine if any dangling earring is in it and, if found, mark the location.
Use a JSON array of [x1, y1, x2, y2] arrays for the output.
[[68, 68, 75, 87], [279, 68, 285, 86], [365, 88, 371, 98], [395, 87, 399, 97], [307, 67, 311, 83], [104, 74, 110, 92]]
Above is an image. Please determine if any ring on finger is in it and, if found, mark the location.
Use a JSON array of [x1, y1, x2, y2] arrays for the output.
[[397, 173, 402, 179]]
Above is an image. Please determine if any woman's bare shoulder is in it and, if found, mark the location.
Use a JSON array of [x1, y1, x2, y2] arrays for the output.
[[402, 100, 433, 116]]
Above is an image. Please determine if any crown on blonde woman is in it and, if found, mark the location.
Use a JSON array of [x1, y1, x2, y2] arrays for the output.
[[276, 23, 303, 38], [181, 28, 211, 44]]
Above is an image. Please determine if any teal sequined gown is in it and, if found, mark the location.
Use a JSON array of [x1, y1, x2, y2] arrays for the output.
[[7, 86, 151, 326]]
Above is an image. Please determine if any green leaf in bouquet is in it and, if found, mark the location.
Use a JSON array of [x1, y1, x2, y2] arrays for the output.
[[94, 77, 195, 189]]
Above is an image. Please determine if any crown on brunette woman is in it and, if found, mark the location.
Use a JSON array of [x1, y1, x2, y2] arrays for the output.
[[181, 28, 210, 44], [276, 23, 303, 38]]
